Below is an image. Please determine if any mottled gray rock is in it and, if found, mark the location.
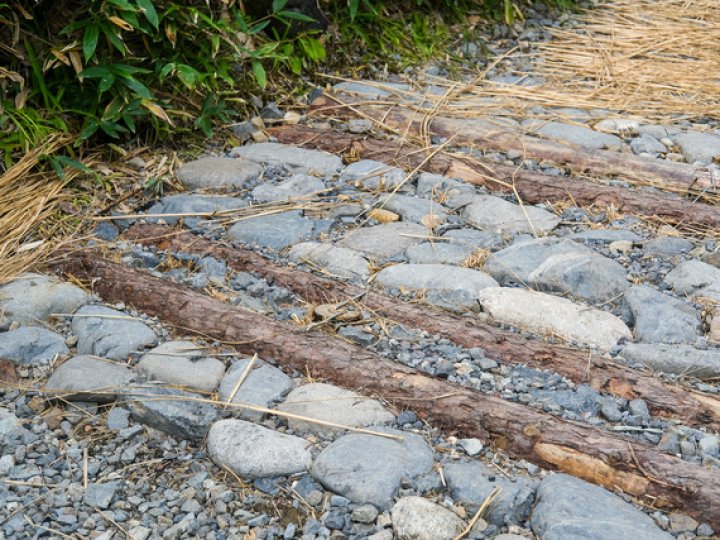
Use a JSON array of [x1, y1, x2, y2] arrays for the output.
[[630, 134, 666, 155], [375, 264, 498, 302], [531, 474, 672, 540], [624, 285, 701, 344], [136, 341, 226, 392], [146, 194, 246, 226], [390, 497, 465, 540], [0, 326, 69, 365], [444, 461, 536, 527], [462, 195, 560, 235], [484, 238, 628, 304], [674, 131, 720, 165], [378, 194, 448, 224], [340, 160, 407, 191], [218, 358, 294, 420], [335, 81, 410, 99], [442, 229, 504, 250], [227, 210, 317, 250], [176, 157, 262, 189], [72, 306, 157, 360], [106, 407, 130, 431], [339, 222, 428, 260], [123, 386, 218, 441], [619, 344, 720, 379], [208, 419, 312, 478], [664, 260, 720, 299], [251, 174, 326, 202], [277, 383, 395, 434], [348, 119, 374, 134], [416, 173, 475, 206], [44, 356, 135, 402], [405, 242, 476, 265], [289, 242, 370, 280], [524, 120, 623, 149], [231, 143, 343, 175], [83, 482, 118, 509], [644, 236, 693, 256], [478, 288, 631, 350], [570, 230, 642, 244], [0, 407, 31, 454], [0, 273, 87, 325], [312, 428, 434, 508]]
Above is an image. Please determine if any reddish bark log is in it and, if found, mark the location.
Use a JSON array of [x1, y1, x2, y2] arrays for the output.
[[126, 223, 720, 433], [308, 92, 716, 193], [50, 252, 720, 527], [269, 125, 720, 230]]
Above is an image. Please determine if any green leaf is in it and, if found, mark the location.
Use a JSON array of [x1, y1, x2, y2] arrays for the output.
[[79, 119, 100, 141], [176, 64, 199, 89], [100, 23, 127, 55], [136, 0, 158, 28], [349, 0, 360, 21], [79, 66, 111, 78], [107, 0, 136, 10], [249, 20, 271, 35], [251, 60, 266, 88], [278, 10, 316, 22], [271, 0, 288, 13], [99, 72, 116, 92], [54, 155, 93, 173], [83, 24, 100, 61], [122, 76, 153, 99], [48, 157, 66, 180], [159, 62, 175, 79]]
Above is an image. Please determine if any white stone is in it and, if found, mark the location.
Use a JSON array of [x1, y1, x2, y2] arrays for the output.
[[462, 195, 560, 235], [136, 341, 225, 392], [391, 497, 466, 540], [231, 143, 343, 175], [0, 273, 87, 326], [176, 157, 263, 189], [289, 242, 371, 280], [375, 264, 498, 296], [339, 222, 428, 259]]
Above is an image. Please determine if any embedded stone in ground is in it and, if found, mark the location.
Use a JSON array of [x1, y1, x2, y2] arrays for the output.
[[44, 356, 135, 402], [0, 407, 32, 454], [226, 210, 317, 251], [288, 242, 371, 280], [136, 341, 226, 392], [375, 264, 498, 299], [664, 260, 720, 299], [443, 461, 536, 527], [619, 344, 720, 379], [72, 305, 158, 360], [390, 496, 465, 540], [231, 142, 343, 175], [339, 160, 407, 191], [623, 285, 701, 345], [176, 156, 263, 189], [339, 222, 428, 260], [277, 383, 395, 434], [0, 326, 69, 366], [674, 131, 720, 165], [478, 287, 631, 350], [524, 120, 623, 149], [218, 358, 294, 421], [415, 173, 475, 206], [570, 229, 643, 244], [251, 174, 326, 202], [208, 419, 312, 478], [0, 273, 88, 326], [531, 474, 673, 540], [377, 194, 448, 224], [462, 195, 560, 235], [643, 236, 693, 257], [145, 194, 247, 226], [441, 229, 504, 250], [311, 428, 434, 508], [405, 242, 476, 265], [123, 385, 218, 441]]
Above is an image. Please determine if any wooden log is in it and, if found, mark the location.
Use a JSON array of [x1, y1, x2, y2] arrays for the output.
[[308, 92, 717, 193], [50, 252, 720, 527], [126, 223, 720, 433], [269, 125, 720, 230]]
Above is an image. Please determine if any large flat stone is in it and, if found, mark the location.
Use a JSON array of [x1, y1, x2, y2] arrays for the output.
[[72, 305, 157, 360], [405, 242, 476, 265], [623, 285, 701, 345], [251, 174, 326, 202], [531, 474, 672, 540], [218, 358, 294, 421], [312, 428, 434, 508], [277, 383, 395, 434], [124, 386, 219, 441], [136, 341, 226, 392], [176, 157, 262, 189], [208, 419, 312, 478], [664, 260, 720, 300], [0, 327, 69, 366], [339, 222, 428, 260], [462, 195, 560, 235], [145, 194, 247, 226], [44, 356, 135, 402], [442, 229, 504, 250], [231, 143, 343, 176], [339, 160, 407, 192], [674, 131, 720, 165], [226, 210, 317, 251], [375, 264, 498, 297], [444, 461, 536, 527], [0, 407, 32, 454], [478, 287, 631, 350], [378, 194, 447, 224], [288, 242, 371, 280], [415, 173, 475, 207], [524, 120, 623, 149], [391, 497, 465, 540], [570, 229, 642, 244], [0, 273, 87, 326], [619, 344, 720, 379]]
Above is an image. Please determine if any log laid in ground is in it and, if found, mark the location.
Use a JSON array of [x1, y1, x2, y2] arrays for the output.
[[51, 252, 720, 527], [309, 92, 717, 194], [126, 223, 720, 434], [269, 125, 720, 231]]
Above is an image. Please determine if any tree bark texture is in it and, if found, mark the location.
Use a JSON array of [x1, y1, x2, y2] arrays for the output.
[[50, 252, 720, 526]]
